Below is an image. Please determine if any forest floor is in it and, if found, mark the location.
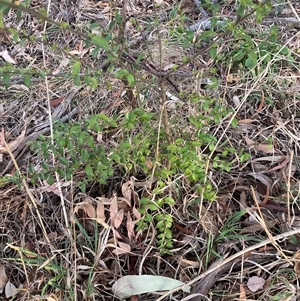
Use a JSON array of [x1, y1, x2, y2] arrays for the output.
[[1, 0, 300, 300]]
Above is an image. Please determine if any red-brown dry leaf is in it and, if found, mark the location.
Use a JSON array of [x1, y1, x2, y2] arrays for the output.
[[239, 283, 247, 299], [257, 143, 274, 154], [0, 265, 8, 293], [257, 90, 264, 112], [121, 181, 132, 206], [73, 199, 97, 232], [50, 97, 64, 108]]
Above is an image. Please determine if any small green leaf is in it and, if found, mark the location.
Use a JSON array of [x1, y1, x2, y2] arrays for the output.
[[91, 35, 110, 51], [126, 73, 135, 86], [73, 74, 81, 86], [41, 161, 50, 170], [139, 198, 150, 205], [3, 72, 10, 85], [209, 45, 217, 59], [23, 74, 31, 87], [59, 157, 69, 166], [164, 197, 175, 206], [85, 164, 94, 179], [72, 61, 81, 76]]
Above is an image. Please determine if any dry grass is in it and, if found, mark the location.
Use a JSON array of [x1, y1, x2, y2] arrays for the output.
[[1, 0, 300, 300]]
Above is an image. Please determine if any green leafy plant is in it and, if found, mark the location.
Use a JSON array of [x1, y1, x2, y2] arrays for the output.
[[28, 96, 238, 254]]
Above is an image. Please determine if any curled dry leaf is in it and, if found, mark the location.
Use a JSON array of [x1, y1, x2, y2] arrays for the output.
[[0, 265, 8, 293], [247, 276, 265, 292]]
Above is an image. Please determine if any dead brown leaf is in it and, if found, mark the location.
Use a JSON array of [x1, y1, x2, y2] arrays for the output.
[[132, 205, 141, 220], [239, 191, 247, 210], [121, 181, 132, 206], [5, 281, 18, 298], [293, 251, 300, 276], [108, 195, 126, 228], [239, 283, 247, 300], [112, 227, 122, 239], [112, 241, 131, 255], [80, 198, 96, 219], [243, 136, 274, 154], [0, 265, 8, 293], [114, 209, 124, 229], [126, 211, 135, 241], [199, 206, 218, 236], [241, 219, 277, 234], [256, 90, 264, 112], [247, 276, 265, 292], [50, 97, 64, 108], [238, 119, 258, 124], [96, 202, 105, 222], [0, 127, 26, 154]]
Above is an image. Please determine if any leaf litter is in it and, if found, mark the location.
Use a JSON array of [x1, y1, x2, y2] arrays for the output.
[[1, 0, 300, 300]]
